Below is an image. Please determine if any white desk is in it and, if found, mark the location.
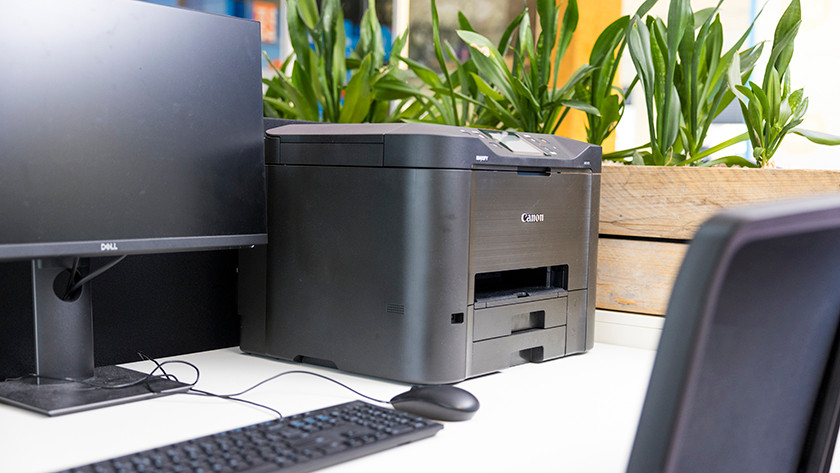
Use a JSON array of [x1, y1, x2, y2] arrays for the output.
[[0, 343, 656, 473]]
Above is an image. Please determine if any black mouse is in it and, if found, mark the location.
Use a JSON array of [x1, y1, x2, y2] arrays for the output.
[[390, 385, 479, 422]]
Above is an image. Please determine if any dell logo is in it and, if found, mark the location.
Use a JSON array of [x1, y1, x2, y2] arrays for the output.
[[521, 213, 544, 223], [100, 242, 119, 251]]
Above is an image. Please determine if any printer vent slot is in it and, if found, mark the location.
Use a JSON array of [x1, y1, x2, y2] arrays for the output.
[[474, 265, 567, 305], [386, 304, 405, 315]]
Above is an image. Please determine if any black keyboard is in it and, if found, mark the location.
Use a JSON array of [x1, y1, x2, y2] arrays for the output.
[[61, 400, 443, 473]]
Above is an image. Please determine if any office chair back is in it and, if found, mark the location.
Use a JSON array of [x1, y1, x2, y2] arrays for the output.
[[627, 195, 840, 473]]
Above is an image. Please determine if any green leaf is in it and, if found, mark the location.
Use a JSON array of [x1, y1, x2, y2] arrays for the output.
[[767, 0, 801, 78], [263, 96, 296, 116], [633, 0, 660, 18], [356, 0, 385, 65], [518, 13, 536, 82], [430, 0, 449, 73], [373, 74, 424, 101], [553, 0, 579, 89], [262, 100, 281, 118], [698, 155, 760, 168], [498, 7, 527, 54], [290, 55, 321, 120], [627, 17, 660, 158], [325, 0, 346, 87], [339, 55, 373, 123], [296, 0, 319, 29], [398, 55, 444, 88], [698, 14, 723, 101], [792, 91, 808, 121], [431, 0, 459, 124], [389, 31, 409, 67], [627, 18, 654, 93], [727, 54, 748, 104], [553, 64, 597, 98], [469, 72, 505, 102], [692, 7, 716, 28], [536, 0, 557, 87], [479, 93, 522, 130], [579, 0, 650, 147], [779, 92, 793, 125], [791, 128, 840, 146], [661, 0, 690, 151], [559, 99, 600, 116], [458, 30, 517, 102], [649, 18, 668, 112], [685, 131, 749, 164], [596, 94, 622, 136], [632, 150, 647, 165], [766, 67, 781, 126], [275, 72, 319, 120], [749, 83, 769, 120], [661, 85, 682, 152], [457, 11, 475, 32], [590, 16, 629, 65], [286, 0, 312, 71]]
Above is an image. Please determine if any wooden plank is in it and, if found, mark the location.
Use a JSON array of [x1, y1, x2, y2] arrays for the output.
[[596, 237, 688, 315], [599, 166, 840, 240]]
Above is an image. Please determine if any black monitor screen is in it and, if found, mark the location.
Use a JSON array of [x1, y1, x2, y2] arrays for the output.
[[0, 0, 267, 260], [0, 0, 266, 416]]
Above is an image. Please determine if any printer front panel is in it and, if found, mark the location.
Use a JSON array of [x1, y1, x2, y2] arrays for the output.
[[465, 169, 596, 377], [467, 170, 594, 284]]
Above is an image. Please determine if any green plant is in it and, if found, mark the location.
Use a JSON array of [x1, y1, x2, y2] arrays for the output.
[[726, 0, 840, 167], [574, 0, 658, 148], [262, 0, 417, 123], [625, 0, 762, 166], [401, 0, 597, 133], [392, 0, 482, 126]]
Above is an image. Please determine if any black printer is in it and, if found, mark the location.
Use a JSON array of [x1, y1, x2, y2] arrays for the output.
[[239, 122, 601, 384]]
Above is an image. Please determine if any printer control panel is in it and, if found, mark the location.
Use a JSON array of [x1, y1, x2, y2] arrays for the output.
[[479, 130, 559, 156], [447, 126, 599, 171]]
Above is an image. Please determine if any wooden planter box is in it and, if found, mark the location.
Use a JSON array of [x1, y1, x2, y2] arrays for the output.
[[596, 166, 840, 315]]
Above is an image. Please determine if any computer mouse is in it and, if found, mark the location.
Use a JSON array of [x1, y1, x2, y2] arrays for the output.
[[390, 385, 480, 422]]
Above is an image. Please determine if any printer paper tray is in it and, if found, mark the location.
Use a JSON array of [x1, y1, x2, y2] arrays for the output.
[[473, 297, 568, 342], [471, 326, 567, 377]]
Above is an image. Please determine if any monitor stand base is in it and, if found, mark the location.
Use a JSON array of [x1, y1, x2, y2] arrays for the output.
[[0, 365, 191, 416]]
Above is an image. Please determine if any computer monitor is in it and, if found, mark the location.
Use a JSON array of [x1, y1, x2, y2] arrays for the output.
[[0, 0, 267, 415], [627, 195, 840, 473]]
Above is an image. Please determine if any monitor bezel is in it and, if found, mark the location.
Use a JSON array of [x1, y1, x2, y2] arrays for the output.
[[0, 234, 268, 262]]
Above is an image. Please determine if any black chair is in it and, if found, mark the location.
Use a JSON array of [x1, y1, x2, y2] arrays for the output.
[[627, 194, 840, 473]]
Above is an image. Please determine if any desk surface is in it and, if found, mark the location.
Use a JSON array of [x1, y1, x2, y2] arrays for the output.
[[2, 344, 657, 473]]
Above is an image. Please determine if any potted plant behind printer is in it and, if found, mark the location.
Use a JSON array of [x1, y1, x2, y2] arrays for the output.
[[400, 0, 602, 132], [262, 0, 423, 123], [595, 0, 840, 316]]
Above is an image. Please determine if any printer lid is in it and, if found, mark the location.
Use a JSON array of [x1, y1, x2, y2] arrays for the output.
[[266, 122, 601, 172]]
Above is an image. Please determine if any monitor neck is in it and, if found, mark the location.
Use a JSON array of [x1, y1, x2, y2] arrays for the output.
[[32, 257, 94, 381]]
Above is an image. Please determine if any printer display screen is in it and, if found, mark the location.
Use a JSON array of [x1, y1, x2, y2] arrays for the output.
[[483, 131, 546, 156]]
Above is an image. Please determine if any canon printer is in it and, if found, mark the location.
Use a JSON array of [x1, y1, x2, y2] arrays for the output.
[[239, 122, 601, 384]]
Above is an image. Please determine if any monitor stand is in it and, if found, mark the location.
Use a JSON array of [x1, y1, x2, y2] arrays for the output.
[[0, 258, 191, 416]]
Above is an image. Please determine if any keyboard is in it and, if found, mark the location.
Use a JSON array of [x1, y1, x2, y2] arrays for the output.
[[61, 400, 443, 473]]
